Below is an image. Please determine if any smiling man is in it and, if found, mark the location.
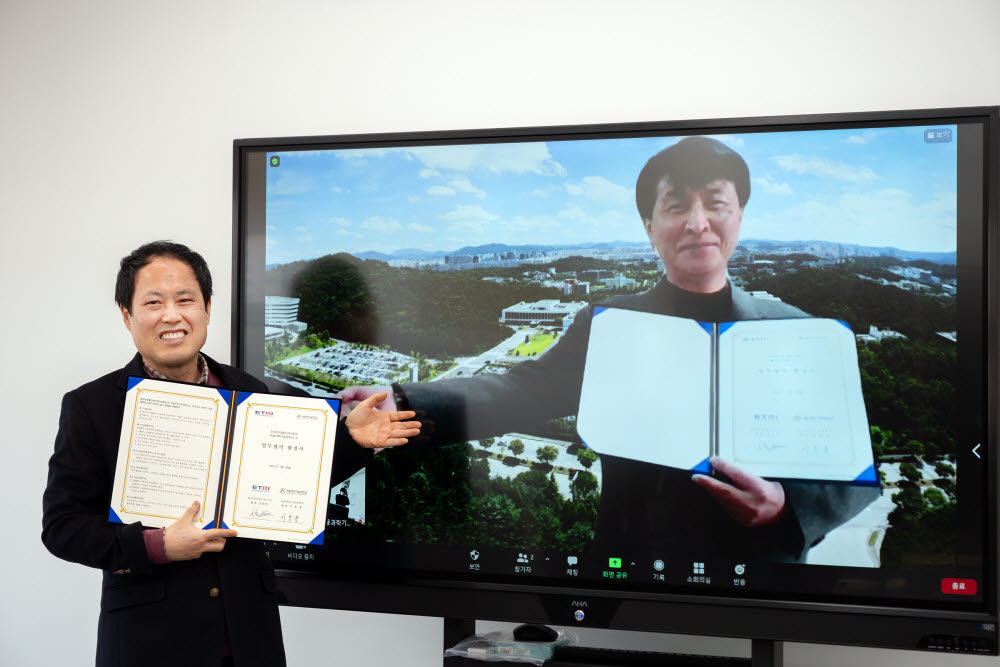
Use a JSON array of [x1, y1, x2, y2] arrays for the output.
[[342, 137, 878, 563], [42, 241, 416, 667]]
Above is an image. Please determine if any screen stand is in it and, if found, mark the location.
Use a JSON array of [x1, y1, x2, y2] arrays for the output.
[[443, 617, 476, 665], [442, 619, 783, 667], [752, 638, 783, 667]]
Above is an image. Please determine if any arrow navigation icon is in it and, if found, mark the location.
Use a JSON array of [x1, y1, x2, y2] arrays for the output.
[[972, 443, 981, 459]]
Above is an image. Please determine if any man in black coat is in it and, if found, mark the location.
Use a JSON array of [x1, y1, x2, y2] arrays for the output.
[[42, 241, 417, 667], [340, 137, 878, 563]]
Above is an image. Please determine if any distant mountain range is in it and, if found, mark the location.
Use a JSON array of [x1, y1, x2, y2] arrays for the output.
[[736, 239, 956, 264], [350, 241, 640, 262], [266, 239, 955, 270]]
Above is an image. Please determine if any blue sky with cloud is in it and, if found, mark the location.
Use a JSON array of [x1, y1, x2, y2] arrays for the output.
[[265, 124, 957, 265]]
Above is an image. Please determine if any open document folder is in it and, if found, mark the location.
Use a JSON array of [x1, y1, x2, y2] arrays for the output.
[[108, 377, 339, 544], [577, 307, 877, 484]]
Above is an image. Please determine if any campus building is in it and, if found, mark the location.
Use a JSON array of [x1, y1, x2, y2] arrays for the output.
[[499, 299, 588, 327], [264, 296, 309, 340]]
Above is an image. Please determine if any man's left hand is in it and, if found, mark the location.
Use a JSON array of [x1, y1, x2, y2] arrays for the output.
[[344, 391, 421, 449], [692, 457, 786, 527]]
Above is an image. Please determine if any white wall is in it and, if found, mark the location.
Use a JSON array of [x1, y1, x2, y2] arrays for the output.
[[1, 1, 997, 665]]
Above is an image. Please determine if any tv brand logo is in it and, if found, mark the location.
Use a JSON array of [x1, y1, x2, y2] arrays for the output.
[[570, 600, 588, 608]]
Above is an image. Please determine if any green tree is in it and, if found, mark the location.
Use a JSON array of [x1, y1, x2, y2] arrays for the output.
[[904, 439, 925, 458], [536, 445, 559, 464], [480, 437, 496, 449], [508, 439, 525, 456], [934, 461, 955, 478], [923, 487, 949, 511], [899, 461, 922, 485], [576, 448, 598, 469], [570, 470, 599, 500]]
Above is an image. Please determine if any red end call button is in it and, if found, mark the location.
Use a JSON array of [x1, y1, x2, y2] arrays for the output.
[[941, 578, 977, 595]]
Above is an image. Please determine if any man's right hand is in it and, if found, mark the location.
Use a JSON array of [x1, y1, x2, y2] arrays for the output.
[[337, 384, 397, 415], [164, 501, 237, 561]]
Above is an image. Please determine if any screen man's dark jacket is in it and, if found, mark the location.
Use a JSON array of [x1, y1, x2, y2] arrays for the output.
[[401, 279, 880, 562], [42, 353, 286, 667]]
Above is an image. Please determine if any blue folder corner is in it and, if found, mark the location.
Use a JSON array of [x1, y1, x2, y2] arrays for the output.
[[309, 532, 325, 546], [691, 458, 713, 474], [108, 508, 123, 524], [853, 464, 880, 486]]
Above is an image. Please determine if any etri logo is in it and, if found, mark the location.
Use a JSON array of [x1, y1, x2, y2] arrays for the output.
[[254, 410, 274, 417], [252, 485, 270, 492]]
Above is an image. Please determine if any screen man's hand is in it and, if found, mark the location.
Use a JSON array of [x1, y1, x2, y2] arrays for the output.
[[692, 457, 787, 527], [163, 501, 238, 561], [344, 391, 421, 449]]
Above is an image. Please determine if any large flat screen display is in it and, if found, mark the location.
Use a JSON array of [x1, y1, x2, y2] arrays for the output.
[[234, 108, 998, 655]]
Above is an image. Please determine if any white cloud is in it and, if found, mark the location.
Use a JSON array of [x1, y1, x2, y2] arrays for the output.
[[752, 176, 794, 196], [565, 176, 632, 207], [407, 195, 421, 203], [330, 185, 343, 193], [772, 154, 880, 183], [558, 205, 589, 221], [427, 185, 457, 196], [269, 171, 313, 196], [532, 187, 553, 197], [328, 216, 352, 227], [362, 216, 403, 233], [706, 134, 746, 148], [844, 129, 891, 145], [331, 142, 567, 176], [407, 223, 433, 232], [448, 177, 486, 199], [744, 188, 956, 251], [295, 226, 308, 234], [446, 220, 485, 234], [440, 204, 499, 223], [409, 143, 566, 176], [329, 148, 397, 160]]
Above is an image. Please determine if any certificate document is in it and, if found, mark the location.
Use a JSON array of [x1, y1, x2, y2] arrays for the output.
[[221, 393, 336, 541], [109, 377, 340, 545], [577, 307, 876, 484]]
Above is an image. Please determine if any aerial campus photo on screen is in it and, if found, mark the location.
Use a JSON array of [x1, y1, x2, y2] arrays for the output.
[[261, 127, 960, 567]]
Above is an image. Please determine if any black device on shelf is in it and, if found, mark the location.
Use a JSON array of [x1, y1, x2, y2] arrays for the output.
[[233, 107, 999, 661]]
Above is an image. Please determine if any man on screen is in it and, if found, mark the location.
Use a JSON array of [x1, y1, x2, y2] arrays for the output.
[[341, 137, 878, 562], [42, 241, 417, 667]]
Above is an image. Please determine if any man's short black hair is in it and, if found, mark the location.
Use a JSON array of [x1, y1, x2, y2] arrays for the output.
[[116, 241, 213, 314], [635, 136, 751, 221]]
